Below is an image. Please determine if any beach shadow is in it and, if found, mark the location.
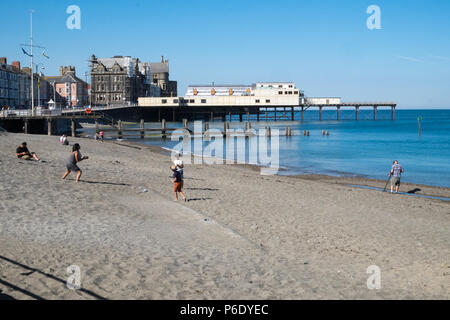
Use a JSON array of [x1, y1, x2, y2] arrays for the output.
[[0, 255, 107, 300], [0, 287, 16, 300], [407, 188, 422, 194], [185, 188, 219, 191], [187, 198, 212, 202], [81, 180, 131, 187], [0, 278, 43, 300]]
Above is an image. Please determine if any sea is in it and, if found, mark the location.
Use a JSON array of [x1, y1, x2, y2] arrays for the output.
[[82, 109, 450, 188]]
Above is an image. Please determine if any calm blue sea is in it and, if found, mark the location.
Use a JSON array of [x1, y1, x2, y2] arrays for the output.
[[96, 109, 450, 188]]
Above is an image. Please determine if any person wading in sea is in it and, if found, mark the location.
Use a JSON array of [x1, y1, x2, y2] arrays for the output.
[[388, 160, 405, 194]]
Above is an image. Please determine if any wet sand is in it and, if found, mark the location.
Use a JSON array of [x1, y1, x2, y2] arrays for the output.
[[0, 133, 449, 299]]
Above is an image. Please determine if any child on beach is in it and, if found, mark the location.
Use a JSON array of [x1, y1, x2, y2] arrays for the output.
[[62, 143, 89, 183], [171, 165, 187, 202]]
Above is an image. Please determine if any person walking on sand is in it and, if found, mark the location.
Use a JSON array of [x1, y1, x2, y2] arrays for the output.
[[388, 160, 404, 194], [16, 142, 39, 161], [171, 165, 187, 202], [62, 143, 89, 183], [174, 156, 184, 188], [100, 131, 104, 142]]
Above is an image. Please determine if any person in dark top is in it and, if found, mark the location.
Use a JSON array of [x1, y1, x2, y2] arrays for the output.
[[62, 143, 89, 183], [171, 165, 187, 202], [16, 142, 39, 160]]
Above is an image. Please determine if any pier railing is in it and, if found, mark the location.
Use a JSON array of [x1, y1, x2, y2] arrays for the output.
[[1, 109, 62, 118]]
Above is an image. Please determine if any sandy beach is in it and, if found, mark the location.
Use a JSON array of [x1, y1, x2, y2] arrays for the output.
[[0, 132, 449, 300]]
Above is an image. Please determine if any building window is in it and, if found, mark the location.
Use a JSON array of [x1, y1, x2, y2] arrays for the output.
[[173, 99, 179, 103], [255, 99, 260, 103], [189, 99, 195, 103], [294, 91, 299, 94], [266, 99, 270, 103], [201, 99, 207, 103], [278, 91, 283, 95], [289, 85, 293, 88], [288, 91, 292, 95], [162, 99, 167, 104]]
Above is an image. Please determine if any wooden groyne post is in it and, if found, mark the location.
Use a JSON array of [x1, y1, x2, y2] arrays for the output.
[[140, 119, 145, 139]]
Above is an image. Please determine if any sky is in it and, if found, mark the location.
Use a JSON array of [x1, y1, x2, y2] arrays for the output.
[[0, 0, 449, 108]]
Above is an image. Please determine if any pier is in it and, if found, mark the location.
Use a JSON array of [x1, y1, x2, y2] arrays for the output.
[[1, 101, 396, 136]]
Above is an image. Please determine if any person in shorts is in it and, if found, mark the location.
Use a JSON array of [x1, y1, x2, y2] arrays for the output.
[[16, 142, 39, 161], [62, 143, 89, 183], [174, 156, 184, 188], [171, 165, 187, 202], [389, 160, 404, 193]]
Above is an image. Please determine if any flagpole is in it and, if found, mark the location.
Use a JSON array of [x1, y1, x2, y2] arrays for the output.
[[30, 10, 35, 115]]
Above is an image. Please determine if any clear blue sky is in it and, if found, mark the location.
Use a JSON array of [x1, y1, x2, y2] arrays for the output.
[[1, 0, 449, 108]]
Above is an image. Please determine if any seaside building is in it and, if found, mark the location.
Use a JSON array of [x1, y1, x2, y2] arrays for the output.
[[44, 66, 88, 108], [139, 82, 303, 107], [90, 55, 160, 106], [150, 56, 177, 97], [0, 57, 19, 108], [186, 85, 253, 97], [21, 67, 49, 108]]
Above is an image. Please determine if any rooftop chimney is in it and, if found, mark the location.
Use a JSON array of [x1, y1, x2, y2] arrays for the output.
[[161, 56, 164, 63], [12, 61, 21, 70], [0, 57, 6, 65]]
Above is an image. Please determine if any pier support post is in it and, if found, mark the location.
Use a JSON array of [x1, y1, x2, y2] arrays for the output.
[[245, 122, 251, 133], [319, 106, 323, 121], [301, 107, 304, 121], [140, 119, 145, 139], [47, 118, 52, 136], [228, 112, 232, 122], [71, 119, 76, 137], [373, 106, 377, 120], [239, 113, 243, 122], [337, 106, 341, 121], [118, 120, 123, 139], [24, 119, 28, 134], [391, 106, 395, 120], [355, 107, 359, 121], [274, 109, 277, 122], [223, 122, 228, 136], [246, 112, 250, 122], [95, 120, 99, 133], [265, 112, 268, 121], [257, 111, 260, 122], [291, 107, 295, 121], [173, 109, 176, 122], [183, 118, 188, 129], [210, 112, 214, 122]]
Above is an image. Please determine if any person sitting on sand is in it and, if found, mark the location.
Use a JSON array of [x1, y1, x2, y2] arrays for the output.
[[59, 134, 69, 146], [388, 160, 404, 194], [16, 142, 39, 161], [62, 143, 89, 183], [171, 165, 187, 202]]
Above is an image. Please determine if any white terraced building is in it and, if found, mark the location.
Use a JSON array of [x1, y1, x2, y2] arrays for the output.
[[139, 82, 304, 107]]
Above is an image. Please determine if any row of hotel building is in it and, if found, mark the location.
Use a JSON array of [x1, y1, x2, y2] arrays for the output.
[[1, 54, 341, 110], [0, 55, 178, 109]]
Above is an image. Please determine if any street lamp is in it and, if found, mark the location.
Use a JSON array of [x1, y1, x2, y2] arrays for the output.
[[35, 63, 45, 107]]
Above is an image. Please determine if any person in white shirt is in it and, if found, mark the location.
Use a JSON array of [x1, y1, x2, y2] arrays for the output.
[[59, 134, 69, 146], [174, 157, 184, 187]]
